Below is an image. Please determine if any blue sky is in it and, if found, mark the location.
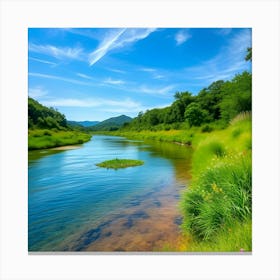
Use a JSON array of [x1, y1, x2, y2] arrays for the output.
[[28, 28, 251, 121]]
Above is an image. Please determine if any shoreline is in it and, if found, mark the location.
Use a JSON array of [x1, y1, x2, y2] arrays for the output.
[[50, 145, 82, 151]]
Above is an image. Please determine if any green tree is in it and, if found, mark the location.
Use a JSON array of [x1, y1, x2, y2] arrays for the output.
[[220, 71, 252, 122], [184, 103, 208, 126], [197, 80, 225, 121]]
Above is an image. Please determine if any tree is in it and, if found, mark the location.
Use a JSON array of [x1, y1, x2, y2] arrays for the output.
[[220, 71, 252, 122], [184, 103, 208, 127], [197, 80, 225, 121], [28, 97, 68, 129]]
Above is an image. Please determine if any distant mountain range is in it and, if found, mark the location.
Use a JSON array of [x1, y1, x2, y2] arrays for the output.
[[68, 115, 133, 131], [67, 120, 100, 127]]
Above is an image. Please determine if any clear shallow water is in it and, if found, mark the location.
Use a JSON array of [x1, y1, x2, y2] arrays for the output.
[[28, 135, 192, 251]]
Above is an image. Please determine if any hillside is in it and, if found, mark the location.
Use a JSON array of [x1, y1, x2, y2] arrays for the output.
[[28, 97, 67, 129], [89, 115, 132, 131], [67, 120, 100, 127], [28, 97, 91, 150]]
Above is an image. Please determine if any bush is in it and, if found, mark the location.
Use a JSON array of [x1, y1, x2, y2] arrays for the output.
[[201, 124, 213, 133]]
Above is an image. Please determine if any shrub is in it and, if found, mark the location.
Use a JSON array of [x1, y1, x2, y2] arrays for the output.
[[201, 124, 213, 133]]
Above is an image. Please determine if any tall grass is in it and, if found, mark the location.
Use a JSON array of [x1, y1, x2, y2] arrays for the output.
[[185, 218, 252, 252], [181, 155, 251, 240], [180, 117, 252, 251]]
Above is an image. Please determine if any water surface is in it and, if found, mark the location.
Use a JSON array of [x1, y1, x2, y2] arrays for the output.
[[28, 135, 192, 251]]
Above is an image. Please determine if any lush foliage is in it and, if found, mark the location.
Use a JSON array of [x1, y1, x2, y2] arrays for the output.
[[28, 97, 91, 150], [28, 97, 67, 130], [96, 158, 144, 169], [120, 71, 251, 131]]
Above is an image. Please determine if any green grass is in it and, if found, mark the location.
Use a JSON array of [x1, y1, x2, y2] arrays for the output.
[[28, 129, 91, 150], [181, 155, 251, 240], [96, 158, 144, 169], [184, 218, 252, 252], [179, 115, 252, 251]]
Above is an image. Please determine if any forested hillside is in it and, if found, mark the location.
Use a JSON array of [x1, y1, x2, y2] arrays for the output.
[[28, 98, 91, 150], [124, 71, 251, 132], [88, 115, 132, 131], [28, 97, 68, 130]]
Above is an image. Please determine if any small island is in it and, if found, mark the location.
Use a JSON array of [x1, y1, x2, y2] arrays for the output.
[[96, 158, 144, 169]]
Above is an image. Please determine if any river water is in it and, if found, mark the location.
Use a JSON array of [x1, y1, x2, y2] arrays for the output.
[[28, 135, 192, 252]]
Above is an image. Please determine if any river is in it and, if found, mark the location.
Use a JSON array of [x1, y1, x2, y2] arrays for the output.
[[28, 135, 192, 252]]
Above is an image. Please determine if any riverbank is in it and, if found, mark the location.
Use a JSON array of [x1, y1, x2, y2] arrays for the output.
[[28, 129, 91, 150], [97, 114, 252, 252]]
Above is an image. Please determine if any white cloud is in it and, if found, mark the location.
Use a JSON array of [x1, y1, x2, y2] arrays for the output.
[[29, 72, 91, 86], [140, 67, 156, 73], [216, 28, 232, 36], [140, 67, 165, 80], [89, 28, 156, 66], [107, 68, 126, 74], [153, 74, 165, 80], [41, 97, 141, 109], [29, 56, 57, 66], [140, 85, 175, 95], [28, 87, 48, 98], [29, 43, 84, 60], [89, 29, 126, 66], [175, 30, 191, 45], [76, 73, 92, 79], [104, 78, 125, 85], [181, 29, 251, 85]]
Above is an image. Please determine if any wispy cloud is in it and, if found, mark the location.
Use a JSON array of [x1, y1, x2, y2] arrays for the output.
[[182, 29, 251, 85], [76, 73, 93, 80], [107, 68, 126, 74], [42, 97, 140, 109], [139, 85, 175, 95], [29, 72, 91, 86], [29, 43, 84, 61], [140, 67, 165, 80], [104, 78, 125, 85], [89, 28, 156, 66], [64, 28, 100, 40], [140, 67, 156, 73], [29, 56, 57, 66], [175, 30, 191, 45], [41, 96, 171, 116], [216, 28, 232, 36], [28, 87, 48, 98]]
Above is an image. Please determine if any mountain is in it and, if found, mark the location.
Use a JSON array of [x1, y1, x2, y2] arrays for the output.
[[67, 120, 100, 127], [89, 115, 132, 131]]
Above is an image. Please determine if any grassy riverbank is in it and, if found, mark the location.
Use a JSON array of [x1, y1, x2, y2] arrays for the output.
[[100, 113, 252, 252], [28, 129, 91, 150]]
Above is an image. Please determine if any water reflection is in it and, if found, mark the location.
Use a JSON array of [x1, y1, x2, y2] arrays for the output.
[[28, 135, 192, 251]]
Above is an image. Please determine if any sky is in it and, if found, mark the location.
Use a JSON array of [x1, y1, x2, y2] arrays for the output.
[[28, 28, 252, 121]]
